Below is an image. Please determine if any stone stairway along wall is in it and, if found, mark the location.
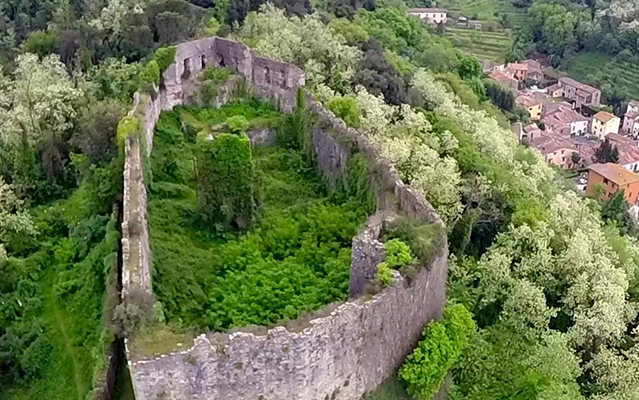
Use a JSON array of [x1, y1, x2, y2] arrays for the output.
[[121, 36, 447, 400]]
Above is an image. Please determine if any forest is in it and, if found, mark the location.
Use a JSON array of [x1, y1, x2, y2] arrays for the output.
[[1, 0, 639, 399]]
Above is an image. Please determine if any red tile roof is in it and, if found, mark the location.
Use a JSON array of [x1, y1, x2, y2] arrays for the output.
[[588, 163, 639, 186], [594, 111, 618, 123], [559, 77, 600, 95]]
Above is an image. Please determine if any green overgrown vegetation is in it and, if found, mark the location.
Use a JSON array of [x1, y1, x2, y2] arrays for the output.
[[197, 132, 256, 229], [0, 195, 120, 400], [374, 238, 414, 287], [399, 304, 476, 400], [200, 67, 233, 104], [147, 100, 373, 332]]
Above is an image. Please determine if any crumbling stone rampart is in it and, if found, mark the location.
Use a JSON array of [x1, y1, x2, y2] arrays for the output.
[[122, 36, 447, 400]]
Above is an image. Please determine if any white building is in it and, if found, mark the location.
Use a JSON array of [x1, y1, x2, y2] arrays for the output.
[[622, 100, 639, 137], [543, 102, 590, 136], [407, 8, 448, 25]]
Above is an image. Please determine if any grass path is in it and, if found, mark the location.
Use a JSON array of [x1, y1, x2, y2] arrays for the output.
[[43, 273, 85, 400]]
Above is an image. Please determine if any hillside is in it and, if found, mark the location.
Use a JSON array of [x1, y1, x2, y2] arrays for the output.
[[437, 0, 526, 25], [445, 28, 514, 62], [1, 0, 639, 399], [562, 52, 639, 101]]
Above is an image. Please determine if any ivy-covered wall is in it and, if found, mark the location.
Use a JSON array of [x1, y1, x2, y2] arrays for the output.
[[196, 133, 255, 228]]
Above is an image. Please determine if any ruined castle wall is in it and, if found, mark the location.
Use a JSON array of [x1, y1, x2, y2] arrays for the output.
[[122, 36, 447, 400], [121, 37, 305, 297]]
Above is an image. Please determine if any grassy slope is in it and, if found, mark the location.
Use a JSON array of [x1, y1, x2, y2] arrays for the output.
[[445, 28, 514, 62], [437, 0, 524, 62], [562, 52, 639, 99], [3, 208, 117, 400], [148, 100, 371, 332], [438, 0, 525, 24]]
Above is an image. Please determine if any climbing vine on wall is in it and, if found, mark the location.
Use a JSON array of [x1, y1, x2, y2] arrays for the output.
[[196, 133, 255, 229], [200, 67, 232, 105]]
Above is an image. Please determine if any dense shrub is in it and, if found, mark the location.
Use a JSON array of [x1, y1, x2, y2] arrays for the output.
[[71, 100, 125, 165], [0, 205, 119, 399], [385, 239, 414, 268], [200, 67, 232, 104], [152, 46, 178, 73], [399, 304, 476, 400], [328, 95, 360, 127], [374, 238, 413, 287], [385, 216, 445, 268], [225, 115, 250, 133], [196, 133, 255, 229]]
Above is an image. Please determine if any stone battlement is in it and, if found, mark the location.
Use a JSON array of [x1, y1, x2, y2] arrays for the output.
[[121, 36, 447, 400]]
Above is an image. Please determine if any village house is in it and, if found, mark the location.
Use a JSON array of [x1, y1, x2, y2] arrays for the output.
[[558, 77, 601, 108], [587, 163, 639, 204], [530, 132, 579, 170], [578, 134, 639, 170], [622, 100, 639, 136], [489, 69, 518, 90], [515, 94, 543, 120], [543, 102, 589, 136], [600, 134, 639, 172], [490, 60, 544, 84], [407, 8, 447, 25], [546, 83, 563, 98], [591, 110, 620, 139]]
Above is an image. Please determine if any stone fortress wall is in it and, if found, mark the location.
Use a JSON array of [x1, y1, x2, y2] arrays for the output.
[[121, 36, 448, 400]]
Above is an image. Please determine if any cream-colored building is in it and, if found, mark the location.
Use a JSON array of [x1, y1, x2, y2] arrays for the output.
[[407, 8, 447, 25], [591, 111, 620, 139], [515, 94, 543, 121]]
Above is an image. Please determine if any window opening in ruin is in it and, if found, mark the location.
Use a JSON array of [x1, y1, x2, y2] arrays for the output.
[[182, 58, 191, 79], [201, 55, 206, 70], [264, 66, 271, 84]]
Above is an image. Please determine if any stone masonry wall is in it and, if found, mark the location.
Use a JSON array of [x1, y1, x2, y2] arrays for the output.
[[121, 37, 304, 296], [122, 36, 447, 400]]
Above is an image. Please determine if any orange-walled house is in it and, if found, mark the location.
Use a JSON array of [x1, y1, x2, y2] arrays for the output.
[[587, 163, 639, 204]]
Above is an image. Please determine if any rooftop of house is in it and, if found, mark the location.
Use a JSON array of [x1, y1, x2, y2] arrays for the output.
[[628, 100, 639, 111], [489, 70, 517, 86], [407, 8, 447, 13], [628, 110, 639, 121], [546, 83, 562, 92], [523, 123, 542, 133], [588, 163, 639, 186], [559, 77, 600, 95], [545, 107, 589, 126], [520, 60, 543, 73], [605, 134, 639, 165], [516, 94, 542, 108], [530, 132, 577, 155], [594, 111, 619, 123], [507, 63, 528, 71]]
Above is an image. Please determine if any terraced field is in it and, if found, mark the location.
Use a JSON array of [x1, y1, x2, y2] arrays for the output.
[[438, 0, 526, 25], [563, 52, 639, 100], [445, 28, 514, 62]]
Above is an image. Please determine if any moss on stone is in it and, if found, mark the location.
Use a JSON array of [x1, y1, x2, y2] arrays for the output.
[[153, 46, 177, 73], [117, 115, 142, 152], [129, 325, 193, 361]]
